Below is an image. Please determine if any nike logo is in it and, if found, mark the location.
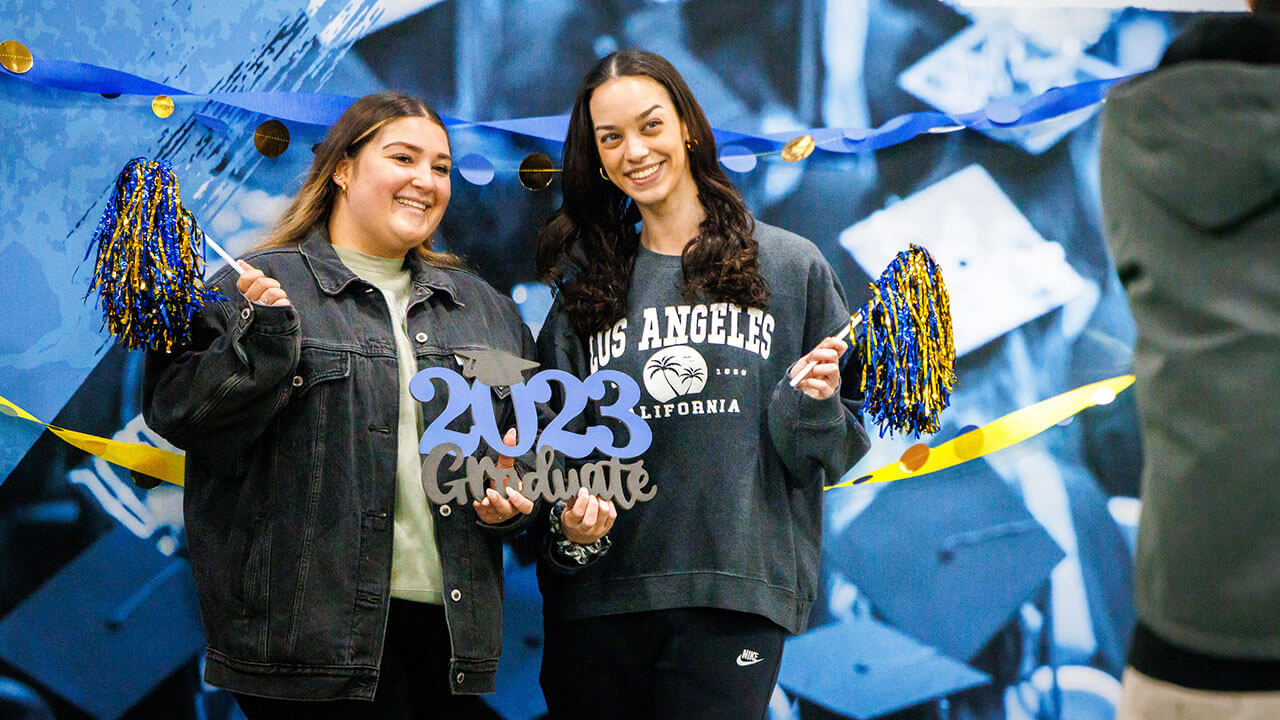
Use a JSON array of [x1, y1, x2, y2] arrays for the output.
[[736, 649, 762, 666]]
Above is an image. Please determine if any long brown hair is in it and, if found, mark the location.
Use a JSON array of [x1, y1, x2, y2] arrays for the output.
[[259, 92, 462, 268], [536, 49, 769, 337]]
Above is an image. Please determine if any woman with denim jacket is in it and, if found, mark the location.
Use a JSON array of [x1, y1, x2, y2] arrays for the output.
[[143, 92, 578, 719], [534, 51, 871, 719]]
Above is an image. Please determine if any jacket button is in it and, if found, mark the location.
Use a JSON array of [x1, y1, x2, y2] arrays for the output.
[[415, 332, 428, 343], [240, 307, 251, 320], [450, 589, 462, 602], [439, 505, 451, 517], [291, 376, 303, 387], [456, 672, 465, 684]]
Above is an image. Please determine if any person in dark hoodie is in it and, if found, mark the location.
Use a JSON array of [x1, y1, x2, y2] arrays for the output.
[[1099, 2, 1280, 717], [533, 49, 871, 719]]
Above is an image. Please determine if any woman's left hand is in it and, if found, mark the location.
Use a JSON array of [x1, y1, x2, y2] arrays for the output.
[[560, 488, 617, 544], [789, 337, 847, 400], [473, 428, 535, 524]]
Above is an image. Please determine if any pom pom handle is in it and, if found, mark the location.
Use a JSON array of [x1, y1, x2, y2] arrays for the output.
[[789, 312, 863, 388], [206, 236, 243, 275]]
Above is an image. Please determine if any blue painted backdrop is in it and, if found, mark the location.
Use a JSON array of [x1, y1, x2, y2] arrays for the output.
[[0, 2, 1202, 718]]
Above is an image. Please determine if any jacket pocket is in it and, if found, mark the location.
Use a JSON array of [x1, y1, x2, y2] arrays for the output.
[[292, 346, 351, 395], [355, 510, 390, 610]]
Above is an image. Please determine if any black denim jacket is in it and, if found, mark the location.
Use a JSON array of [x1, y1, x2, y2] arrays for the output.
[[143, 232, 534, 700]]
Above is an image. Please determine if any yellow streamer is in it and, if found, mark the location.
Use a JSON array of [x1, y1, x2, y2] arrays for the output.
[[0, 395, 184, 487], [2, 375, 1132, 494], [828, 374, 1135, 490]]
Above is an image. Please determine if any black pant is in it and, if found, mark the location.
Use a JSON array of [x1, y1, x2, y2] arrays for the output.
[[541, 607, 786, 720], [235, 599, 501, 720]]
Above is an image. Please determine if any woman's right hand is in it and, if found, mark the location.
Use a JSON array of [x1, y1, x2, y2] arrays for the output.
[[474, 428, 536, 525], [237, 261, 291, 307]]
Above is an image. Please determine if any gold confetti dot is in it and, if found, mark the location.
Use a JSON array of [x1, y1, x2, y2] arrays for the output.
[[898, 442, 930, 473], [0, 40, 33, 74], [519, 152, 555, 191], [780, 134, 815, 162], [254, 119, 290, 158], [152, 95, 175, 119]]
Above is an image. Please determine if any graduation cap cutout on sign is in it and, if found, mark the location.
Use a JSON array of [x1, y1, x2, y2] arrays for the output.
[[454, 348, 539, 388], [780, 617, 990, 719], [832, 459, 1065, 662]]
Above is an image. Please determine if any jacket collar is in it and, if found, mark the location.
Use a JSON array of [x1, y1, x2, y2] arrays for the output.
[[299, 228, 464, 306]]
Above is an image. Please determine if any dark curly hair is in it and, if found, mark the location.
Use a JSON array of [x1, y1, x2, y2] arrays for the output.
[[536, 49, 769, 338]]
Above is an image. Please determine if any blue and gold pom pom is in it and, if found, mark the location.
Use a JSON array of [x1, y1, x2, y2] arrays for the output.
[[84, 158, 222, 352], [859, 244, 956, 437]]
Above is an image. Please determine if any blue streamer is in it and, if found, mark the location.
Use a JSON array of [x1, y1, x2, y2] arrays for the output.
[[0, 52, 1139, 159]]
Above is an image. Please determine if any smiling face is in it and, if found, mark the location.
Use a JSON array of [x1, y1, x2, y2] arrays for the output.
[[330, 115, 452, 259], [589, 74, 696, 213]]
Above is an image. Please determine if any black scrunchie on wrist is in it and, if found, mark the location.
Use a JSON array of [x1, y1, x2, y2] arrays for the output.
[[548, 500, 613, 565]]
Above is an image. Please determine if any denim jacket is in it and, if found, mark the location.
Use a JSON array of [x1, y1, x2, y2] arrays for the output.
[[143, 232, 534, 700]]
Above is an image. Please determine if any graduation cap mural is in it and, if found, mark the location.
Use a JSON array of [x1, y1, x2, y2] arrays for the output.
[[0, 527, 204, 720], [779, 617, 990, 719], [832, 460, 1065, 663]]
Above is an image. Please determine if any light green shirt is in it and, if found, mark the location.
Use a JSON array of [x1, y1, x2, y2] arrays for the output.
[[333, 244, 443, 605]]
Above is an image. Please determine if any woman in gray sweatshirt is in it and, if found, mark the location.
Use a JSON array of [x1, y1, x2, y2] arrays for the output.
[[533, 49, 871, 720]]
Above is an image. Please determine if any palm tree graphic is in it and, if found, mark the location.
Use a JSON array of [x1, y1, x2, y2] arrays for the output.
[[677, 365, 705, 393], [646, 355, 686, 398]]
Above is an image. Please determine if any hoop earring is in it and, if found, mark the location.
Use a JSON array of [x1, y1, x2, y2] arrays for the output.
[[333, 175, 347, 195], [685, 137, 698, 150], [599, 167, 609, 181]]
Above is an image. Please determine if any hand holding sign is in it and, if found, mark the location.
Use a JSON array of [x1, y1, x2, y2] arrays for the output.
[[560, 487, 617, 544], [473, 428, 535, 525], [414, 351, 657, 508]]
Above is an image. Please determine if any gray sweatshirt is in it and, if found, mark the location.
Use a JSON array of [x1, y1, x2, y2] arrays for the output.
[[535, 222, 871, 634]]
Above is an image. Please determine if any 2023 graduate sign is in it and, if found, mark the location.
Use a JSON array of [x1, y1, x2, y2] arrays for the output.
[[411, 365, 656, 508]]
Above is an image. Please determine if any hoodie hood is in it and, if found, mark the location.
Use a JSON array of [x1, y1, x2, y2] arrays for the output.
[[1101, 61, 1280, 231]]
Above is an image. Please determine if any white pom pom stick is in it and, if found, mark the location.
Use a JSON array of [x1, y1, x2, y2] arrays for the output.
[[789, 311, 863, 388]]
